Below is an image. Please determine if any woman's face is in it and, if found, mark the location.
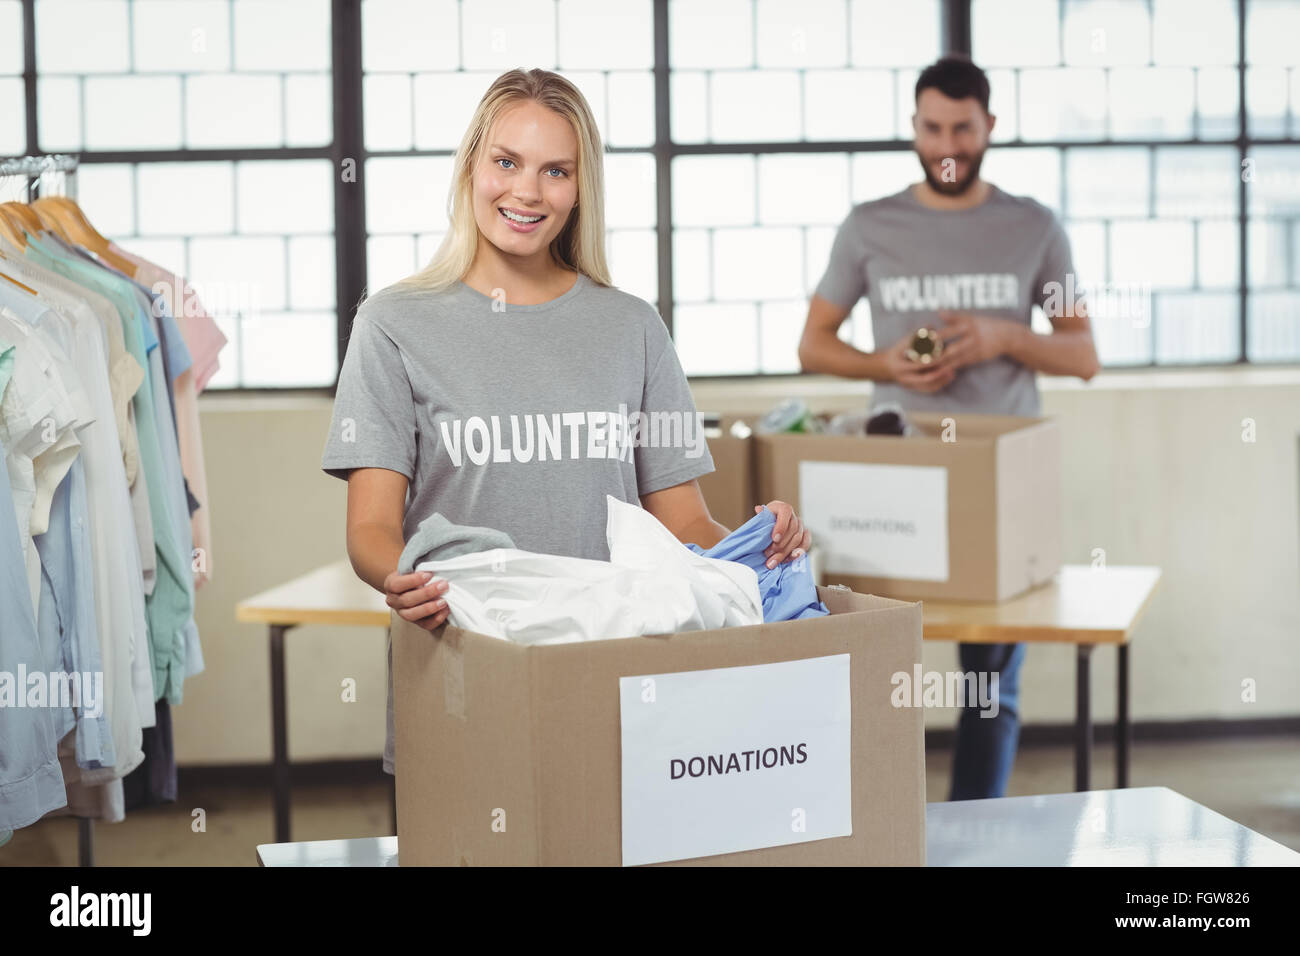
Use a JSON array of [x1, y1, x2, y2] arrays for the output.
[[472, 101, 580, 262]]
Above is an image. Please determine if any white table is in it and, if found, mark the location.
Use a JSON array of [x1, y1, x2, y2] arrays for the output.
[[256, 786, 1299, 866], [257, 834, 399, 867], [925, 786, 1299, 866]]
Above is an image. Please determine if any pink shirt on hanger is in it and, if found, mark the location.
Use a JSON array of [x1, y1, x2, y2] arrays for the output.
[[107, 243, 227, 393], [106, 243, 220, 587]]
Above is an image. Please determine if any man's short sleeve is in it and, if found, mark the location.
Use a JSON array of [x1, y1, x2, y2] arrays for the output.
[[321, 310, 417, 482], [1032, 213, 1078, 317], [813, 207, 868, 309], [634, 309, 715, 497]]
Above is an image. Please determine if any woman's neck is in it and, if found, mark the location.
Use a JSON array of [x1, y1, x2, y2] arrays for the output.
[[461, 246, 578, 305]]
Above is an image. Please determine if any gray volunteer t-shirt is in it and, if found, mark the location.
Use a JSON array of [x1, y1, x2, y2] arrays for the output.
[[815, 183, 1075, 416], [321, 270, 715, 773]]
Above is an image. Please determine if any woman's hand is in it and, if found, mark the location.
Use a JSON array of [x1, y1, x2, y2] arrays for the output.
[[384, 569, 450, 632], [755, 501, 812, 569]]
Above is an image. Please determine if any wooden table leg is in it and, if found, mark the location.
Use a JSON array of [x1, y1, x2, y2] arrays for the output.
[[1075, 644, 1093, 792], [78, 818, 94, 867], [270, 624, 293, 843], [1117, 643, 1130, 788]]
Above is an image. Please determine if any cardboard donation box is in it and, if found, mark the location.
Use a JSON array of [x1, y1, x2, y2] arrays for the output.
[[756, 413, 1060, 602], [695, 414, 756, 531], [392, 586, 924, 866]]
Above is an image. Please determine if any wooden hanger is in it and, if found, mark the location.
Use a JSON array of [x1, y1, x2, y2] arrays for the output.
[[0, 236, 38, 295], [0, 202, 45, 243], [26, 201, 66, 241], [0, 206, 26, 248], [0, 266, 39, 297], [30, 196, 137, 274], [27, 195, 73, 236]]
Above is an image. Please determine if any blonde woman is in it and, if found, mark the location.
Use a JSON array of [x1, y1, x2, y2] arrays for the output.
[[322, 69, 811, 776]]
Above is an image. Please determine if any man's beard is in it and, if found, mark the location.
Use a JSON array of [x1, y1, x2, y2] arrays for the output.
[[916, 148, 986, 196]]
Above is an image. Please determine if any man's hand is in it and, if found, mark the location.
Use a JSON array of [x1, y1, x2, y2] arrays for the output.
[[756, 501, 812, 569], [933, 310, 1019, 371], [882, 328, 957, 393]]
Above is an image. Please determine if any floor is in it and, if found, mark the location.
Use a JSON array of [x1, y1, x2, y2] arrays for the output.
[[3, 736, 1297, 866]]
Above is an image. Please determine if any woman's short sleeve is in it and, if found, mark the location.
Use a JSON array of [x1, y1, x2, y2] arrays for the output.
[[321, 310, 418, 482]]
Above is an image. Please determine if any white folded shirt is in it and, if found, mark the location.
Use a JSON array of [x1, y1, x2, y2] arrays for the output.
[[413, 496, 763, 644]]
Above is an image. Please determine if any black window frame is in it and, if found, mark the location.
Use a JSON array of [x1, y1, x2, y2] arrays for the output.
[[12, 0, 1296, 392]]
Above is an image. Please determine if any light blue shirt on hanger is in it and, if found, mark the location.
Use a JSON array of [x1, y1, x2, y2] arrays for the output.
[[0, 335, 68, 830]]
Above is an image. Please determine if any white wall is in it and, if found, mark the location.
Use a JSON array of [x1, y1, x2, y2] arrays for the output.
[[174, 368, 1300, 763]]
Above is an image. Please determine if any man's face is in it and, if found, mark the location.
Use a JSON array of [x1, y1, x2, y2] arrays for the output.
[[911, 88, 995, 196]]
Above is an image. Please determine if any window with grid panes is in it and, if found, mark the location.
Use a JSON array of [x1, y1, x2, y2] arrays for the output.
[[12, 0, 1297, 388], [668, 0, 942, 375], [1244, 1, 1300, 361], [0, 1, 22, 156], [974, 0, 1299, 365], [361, 0, 659, 308], [26, 0, 337, 387]]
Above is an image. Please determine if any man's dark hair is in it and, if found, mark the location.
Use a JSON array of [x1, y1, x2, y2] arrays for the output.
[[915, 55, 990, 113]]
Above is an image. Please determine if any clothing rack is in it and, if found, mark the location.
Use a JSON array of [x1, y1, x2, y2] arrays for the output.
[[0, 153, 79, 202], [1, 153, 94, 867]]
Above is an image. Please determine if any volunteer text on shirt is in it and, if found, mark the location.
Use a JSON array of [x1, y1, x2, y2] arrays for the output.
[[436, 406, 707, 467]]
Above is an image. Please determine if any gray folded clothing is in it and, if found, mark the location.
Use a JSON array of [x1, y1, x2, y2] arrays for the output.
[[396, 513, 516, 574]]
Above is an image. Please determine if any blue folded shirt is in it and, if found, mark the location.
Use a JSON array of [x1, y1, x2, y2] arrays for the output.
[[687, 507, 829, 623]]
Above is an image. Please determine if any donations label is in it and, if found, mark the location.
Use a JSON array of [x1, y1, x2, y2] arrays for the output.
[[799, 460, 950, 581], [618, 654, 851, 866]]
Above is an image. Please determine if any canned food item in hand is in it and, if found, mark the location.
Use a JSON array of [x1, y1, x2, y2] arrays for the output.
[[905, 327, 944, 364]]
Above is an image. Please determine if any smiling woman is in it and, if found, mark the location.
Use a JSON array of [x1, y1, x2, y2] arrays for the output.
[[320, 66, 813, 778]]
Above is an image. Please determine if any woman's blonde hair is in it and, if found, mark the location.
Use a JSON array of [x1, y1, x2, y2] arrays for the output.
[[393, 68, 612, 293]]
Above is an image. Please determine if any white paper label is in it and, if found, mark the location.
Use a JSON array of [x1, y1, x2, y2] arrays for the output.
[[799, 460, 949, 581], [618, 654, 852, 867]]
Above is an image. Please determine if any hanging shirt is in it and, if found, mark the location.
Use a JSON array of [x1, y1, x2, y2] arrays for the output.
[[127, 422, 157, 599], [106, 244, 218, 588], [108, 243, 226, 392], [0, 303, 81, 618], [0, 286, 123, 776], [0, 242, 147, 499], [0, 345, 67, 831], [2, 262, 156, 774], [0, 257, 156, 734], [0, 238, 160, 602], [142, 297, 203, 683], [22, 236, 193, 703]]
